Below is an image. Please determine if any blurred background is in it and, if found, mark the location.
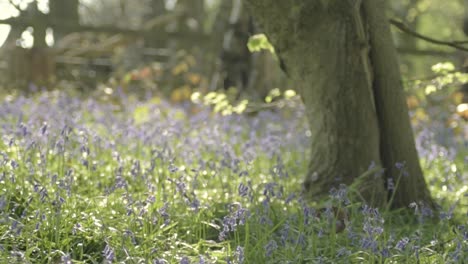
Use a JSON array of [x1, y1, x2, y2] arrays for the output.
[[0, 0, 467, 122], [0, 0, 288, 101]]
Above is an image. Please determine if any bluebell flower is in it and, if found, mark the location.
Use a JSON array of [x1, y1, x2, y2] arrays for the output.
[[130, 159, 141, 177], [219, 203, 251, 240], [395, 237, 410, 251], [264, 239, 278, 257], [329, 184, 350, 205], [363, 221, 383, 236], [395, 161, 409, 177], [238, 170, 248, 177], [238, 183, 249, 197], [158, 202, 170, 225], [10, 160, 19, 169], [360, 237, 378, 252], [219, 204, 251, 241], [153, 258, 168, 264], [235, 246, 244, 264], [180, 256, 190, 264], [395, 162, 405, 170], [103, 244, 115, 262], [0, 197, 6, 211], [40, 122, 48, 135], [279, 222, 290, 246], [10, 220, 22, 236], [420, 204, 434, 219], [168, 164, 178, 173], [263, 182, 277, 197], [189, 197, 200, 212], [380, 247, 390, 258], [285, 193, 296, 204], [61, 254, 72, 264], [302, 205, 316, 225]]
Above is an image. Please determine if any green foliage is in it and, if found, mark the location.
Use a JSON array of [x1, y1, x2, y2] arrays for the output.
[[0, 90, 466, 263], [247, 34, 275, 54], [264, 88, 281, 103], [418, 62, 468, 96], [191, 90, 248, 115], [190, 88, 300, 115], [431, 62, 455, 73]]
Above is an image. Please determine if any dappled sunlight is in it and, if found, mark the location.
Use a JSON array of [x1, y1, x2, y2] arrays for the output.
[[0, 0, 467, 263]]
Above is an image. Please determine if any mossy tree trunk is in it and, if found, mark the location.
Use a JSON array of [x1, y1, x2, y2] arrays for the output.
[[246, 0, 434, 208]]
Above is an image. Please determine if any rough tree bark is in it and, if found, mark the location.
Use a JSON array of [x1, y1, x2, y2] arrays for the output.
[[245, 0, 434, 208]]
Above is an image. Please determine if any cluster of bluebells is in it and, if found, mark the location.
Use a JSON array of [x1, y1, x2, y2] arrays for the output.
[[413, 109, 467, 199], [219, 203, 251, 241], [0, 90, 466, 263], [0, 91, 310, 262], [359, 206, 385, 254]]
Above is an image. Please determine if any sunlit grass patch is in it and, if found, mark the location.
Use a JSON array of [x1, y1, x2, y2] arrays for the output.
[[0, 91, 466, 263]]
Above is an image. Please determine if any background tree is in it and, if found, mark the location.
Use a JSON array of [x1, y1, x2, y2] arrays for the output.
[[2, 1, 55, 88], [246, 0, 435, 208], [49, 0, 79, 41]]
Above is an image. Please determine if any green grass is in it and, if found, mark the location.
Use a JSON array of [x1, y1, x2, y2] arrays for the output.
[[0, 91, 466, 263]]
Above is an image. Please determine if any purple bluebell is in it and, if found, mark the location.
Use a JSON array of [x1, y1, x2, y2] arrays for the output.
[[238, 183, 249, 197], [198, 255, 205, 264], [61, 254, 72, 264], [264, 239, 278, 257], [235, 246, 244, 264], [395, 237, 410, 251], [103, 244, 115, 262]]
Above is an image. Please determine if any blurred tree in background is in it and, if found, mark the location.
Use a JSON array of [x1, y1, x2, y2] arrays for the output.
[[0, 0, 284, 99]]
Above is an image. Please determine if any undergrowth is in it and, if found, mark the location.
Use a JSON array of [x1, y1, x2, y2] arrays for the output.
[[0, 91, 466, 263]]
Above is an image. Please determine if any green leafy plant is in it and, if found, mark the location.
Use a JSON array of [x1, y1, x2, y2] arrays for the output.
[[247, 34, 275, 54]]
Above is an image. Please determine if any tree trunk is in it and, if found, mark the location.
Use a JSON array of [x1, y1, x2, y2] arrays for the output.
[[49, 0, 80, 41], [363, 0, 434, 208], [245, 0, 434, 208]]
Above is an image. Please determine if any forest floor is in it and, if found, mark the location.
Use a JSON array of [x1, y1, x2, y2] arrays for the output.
[[0, 90, 466, 263]]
